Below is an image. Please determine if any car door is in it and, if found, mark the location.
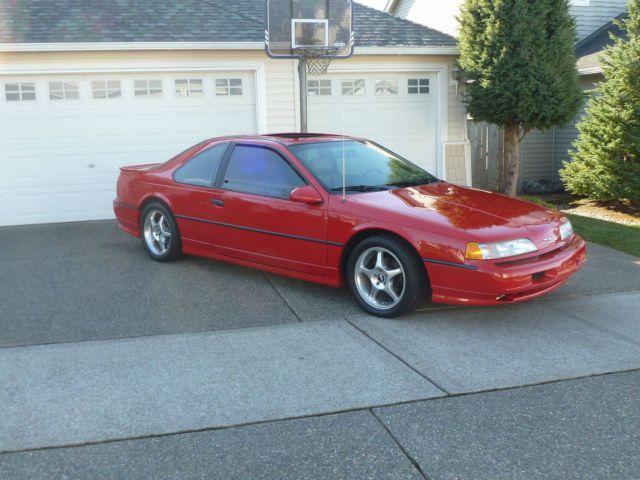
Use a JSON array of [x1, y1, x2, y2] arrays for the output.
[[209, 142, 328, 276], [167, 141, 229, 248]]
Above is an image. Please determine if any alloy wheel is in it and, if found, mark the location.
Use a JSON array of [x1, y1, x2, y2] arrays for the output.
[[143, 209, 172, 256], [354, 246, 406, 310]]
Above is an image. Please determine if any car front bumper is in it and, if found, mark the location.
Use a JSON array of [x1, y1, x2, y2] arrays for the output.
[[427, 235, 587, 306]]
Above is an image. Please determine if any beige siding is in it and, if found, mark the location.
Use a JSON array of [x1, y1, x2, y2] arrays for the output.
[[264, 58, 297, 132], [444, 144, 467, 185]]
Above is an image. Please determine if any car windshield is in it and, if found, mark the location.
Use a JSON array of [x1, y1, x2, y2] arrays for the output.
[[288, 140, 438, 193]]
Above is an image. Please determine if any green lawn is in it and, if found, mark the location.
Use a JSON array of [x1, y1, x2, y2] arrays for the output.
[[566, 214, 640, 258]]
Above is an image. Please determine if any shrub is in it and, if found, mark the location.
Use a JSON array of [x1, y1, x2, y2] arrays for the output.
[[560, 0, 640, 204]]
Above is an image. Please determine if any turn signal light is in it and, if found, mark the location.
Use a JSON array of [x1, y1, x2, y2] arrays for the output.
[[465, 242, 484, 260]]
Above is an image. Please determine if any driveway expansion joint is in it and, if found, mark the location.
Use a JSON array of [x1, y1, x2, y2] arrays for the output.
[[345, 318, 452, 396], [369, 409, 430, 480], [3, 367, 639, 456], [262, 272, 303, 322]]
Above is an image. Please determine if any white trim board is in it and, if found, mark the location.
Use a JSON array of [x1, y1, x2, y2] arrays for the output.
[[0, 42, 459, 55]]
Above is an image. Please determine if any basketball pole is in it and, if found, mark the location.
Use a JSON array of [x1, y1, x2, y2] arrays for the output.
[[298, 57, 308, 133]]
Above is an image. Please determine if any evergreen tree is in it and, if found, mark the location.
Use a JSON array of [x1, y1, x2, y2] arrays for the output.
[[561, 0, 640, 204], [458, 0, 583, 196]]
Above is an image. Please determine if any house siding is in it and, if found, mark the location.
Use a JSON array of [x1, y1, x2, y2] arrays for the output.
[[445, 144, 467, 185], [571, 0, 627, 41], [520, 129, 555, 183], [391, 0, 627, 42]]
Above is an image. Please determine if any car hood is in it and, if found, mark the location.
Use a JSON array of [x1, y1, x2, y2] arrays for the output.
[[348, 182, 565, 247]]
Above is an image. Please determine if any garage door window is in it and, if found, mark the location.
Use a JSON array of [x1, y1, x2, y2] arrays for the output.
[[49, 81, 79, 100], [5, 82, 36, 101], [216, 78, 243, 96], [175, 79, 203, 97], [174, 142, 229, 187], [134, 79, 163, 98], [307, 79, 331, 96], [375, 79, 398, 96], [223, 146, 305, 199], [92, 80, 121, 99], [341, 79, 365, 96], [408, 78, 430, 94]]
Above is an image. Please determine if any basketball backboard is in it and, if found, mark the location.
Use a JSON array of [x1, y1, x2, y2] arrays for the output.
[[265, 0, 354, 59]]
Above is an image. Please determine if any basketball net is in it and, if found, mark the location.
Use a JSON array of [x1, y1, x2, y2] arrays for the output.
[[293, 47, 338, 75]]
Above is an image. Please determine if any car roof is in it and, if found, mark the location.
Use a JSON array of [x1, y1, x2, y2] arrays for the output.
[[202, 133, 362, 147]]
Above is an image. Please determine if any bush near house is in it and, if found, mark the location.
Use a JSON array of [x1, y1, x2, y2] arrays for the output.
[[561, 0, 640, 205]]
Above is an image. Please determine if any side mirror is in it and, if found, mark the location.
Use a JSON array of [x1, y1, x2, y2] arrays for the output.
[[289, 185, 323, 205]]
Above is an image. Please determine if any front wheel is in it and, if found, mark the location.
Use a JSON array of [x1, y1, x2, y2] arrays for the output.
[[347, 235, 428, 318], [140, 202, 182, 262]]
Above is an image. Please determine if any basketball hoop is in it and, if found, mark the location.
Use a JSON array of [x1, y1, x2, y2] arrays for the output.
[[265, 0, 354, 131], [294, 47, 338, 75]]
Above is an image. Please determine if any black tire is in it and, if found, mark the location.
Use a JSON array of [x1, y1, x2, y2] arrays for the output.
[[140, 201, 182, 262], [346, 234, 428, 318]]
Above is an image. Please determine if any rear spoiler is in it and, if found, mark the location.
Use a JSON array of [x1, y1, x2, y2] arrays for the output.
[[119, 163, 161, 172]]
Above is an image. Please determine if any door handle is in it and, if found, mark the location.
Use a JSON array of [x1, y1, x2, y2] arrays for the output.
[[210, 199, 224, 207]]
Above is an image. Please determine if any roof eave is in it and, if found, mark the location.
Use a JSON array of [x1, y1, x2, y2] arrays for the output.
[[355, 46, 459, 55], [0, 42, 460, 55], [0, 41, 265, 52]]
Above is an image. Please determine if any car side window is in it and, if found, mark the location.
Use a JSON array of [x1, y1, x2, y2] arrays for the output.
[[174, 142, 228, 187], [222, 145, 305, 199]]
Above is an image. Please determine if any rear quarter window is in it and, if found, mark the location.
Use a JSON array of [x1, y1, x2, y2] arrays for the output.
[[173, 142, 228, 187]]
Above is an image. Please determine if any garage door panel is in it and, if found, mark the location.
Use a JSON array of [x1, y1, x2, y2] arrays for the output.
[[44, 114, 88, 139], [309, 72, 438, 174], [1, 70, 258, 226], [6, 115, 43, 141], [6, 153, 47, 183], [85, 114, 130, 138]]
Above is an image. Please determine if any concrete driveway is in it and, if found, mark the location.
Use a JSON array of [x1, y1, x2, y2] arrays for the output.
[[1, 221, 639, 479]]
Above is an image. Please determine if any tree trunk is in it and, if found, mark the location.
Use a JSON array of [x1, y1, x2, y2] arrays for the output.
[[503, 124, 521, 197]]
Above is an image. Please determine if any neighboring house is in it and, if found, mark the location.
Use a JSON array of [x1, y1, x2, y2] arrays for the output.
[[0, 0, 467, 227], [386, 0, 628, 190]]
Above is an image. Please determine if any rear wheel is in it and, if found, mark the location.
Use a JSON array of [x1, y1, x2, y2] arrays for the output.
[[347, 235, 427, 317], [140, 202, 182, 262]]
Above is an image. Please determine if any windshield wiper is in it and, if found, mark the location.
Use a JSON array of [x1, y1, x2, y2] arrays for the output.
[[386, 178, 441, 188], [329, 185, 389, 192]]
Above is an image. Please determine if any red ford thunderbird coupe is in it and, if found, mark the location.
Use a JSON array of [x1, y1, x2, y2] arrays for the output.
[[114, 134, 586, 317]]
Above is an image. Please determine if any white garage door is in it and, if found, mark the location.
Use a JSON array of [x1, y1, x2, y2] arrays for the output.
[[308, 72, 438, 173], [0, 71, 257, 226]]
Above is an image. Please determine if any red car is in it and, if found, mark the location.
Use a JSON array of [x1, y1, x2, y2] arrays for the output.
[[114, 134, 586, 317]]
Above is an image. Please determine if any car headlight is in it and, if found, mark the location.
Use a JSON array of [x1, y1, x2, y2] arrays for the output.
[[465, 238, 537, 260], [559, 219, 573, 240]]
